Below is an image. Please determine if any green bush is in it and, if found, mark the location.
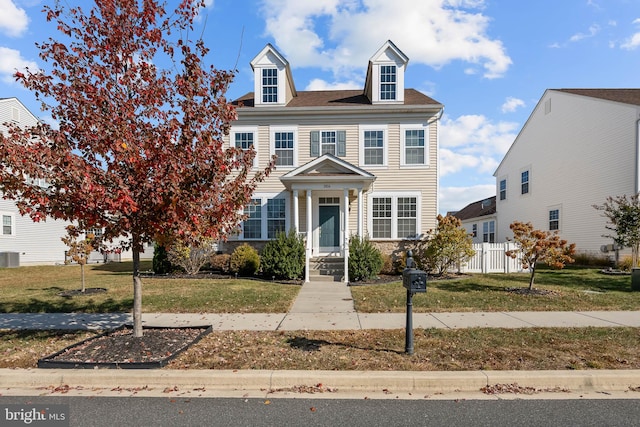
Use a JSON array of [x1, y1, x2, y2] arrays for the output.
[[152, 244, 175, 274], [260, 229, 305, 280], [230, 244, 260, 276], [348, 235, 383, 282]]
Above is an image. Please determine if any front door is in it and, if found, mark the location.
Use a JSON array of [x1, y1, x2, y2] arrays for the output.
[[319, 205, 340, 251]]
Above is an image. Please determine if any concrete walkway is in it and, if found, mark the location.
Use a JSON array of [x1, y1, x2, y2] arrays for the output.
[[1, 280, 640, 331]]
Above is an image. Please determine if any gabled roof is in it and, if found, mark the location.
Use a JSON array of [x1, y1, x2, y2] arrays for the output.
[[280, 154, 376, 190], [452, 196, 496, 221], [555, 89, 640, 106], [250, 43, 297, 98]]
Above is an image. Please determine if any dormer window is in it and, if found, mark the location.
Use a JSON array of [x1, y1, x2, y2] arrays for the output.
[[380, 65, 396, 100], [262, 68, 278, 103]]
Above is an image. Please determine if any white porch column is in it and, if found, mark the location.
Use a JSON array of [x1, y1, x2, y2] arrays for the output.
[[343, 188, 349, 283], [357, 188, 363, 237], [293, 190, 299, 232], [305, 189, 312, 283]]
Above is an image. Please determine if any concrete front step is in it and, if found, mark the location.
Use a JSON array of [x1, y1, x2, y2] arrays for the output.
[[309, 257, 345, 282]]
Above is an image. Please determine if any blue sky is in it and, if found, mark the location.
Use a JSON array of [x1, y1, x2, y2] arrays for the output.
[[2, 0, 640, 215]]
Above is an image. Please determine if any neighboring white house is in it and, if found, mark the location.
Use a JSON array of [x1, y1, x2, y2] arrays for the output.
[[453, 196, 497, 244], [493, 89, 640, 256], [225, 41, 444, 281], [0, 97, 152, 266]]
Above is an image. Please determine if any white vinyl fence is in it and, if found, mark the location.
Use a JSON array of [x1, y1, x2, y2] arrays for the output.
[[458, 243, 525, 274]]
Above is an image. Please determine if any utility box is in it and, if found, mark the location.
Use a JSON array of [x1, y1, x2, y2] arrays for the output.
[[0, 252, 20, 268]]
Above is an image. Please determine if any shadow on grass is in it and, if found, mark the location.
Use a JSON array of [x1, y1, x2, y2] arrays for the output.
[[0, 297, 132, 314], [91, 261, 153, 274], [286, 336, 404, 355], [433, 279, 514, 293]]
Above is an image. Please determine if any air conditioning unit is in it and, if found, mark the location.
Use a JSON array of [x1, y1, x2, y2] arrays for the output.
[[0, 252, 20, 268]]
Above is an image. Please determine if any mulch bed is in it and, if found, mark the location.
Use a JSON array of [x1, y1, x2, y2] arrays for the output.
[[38, 326, 212, 369]]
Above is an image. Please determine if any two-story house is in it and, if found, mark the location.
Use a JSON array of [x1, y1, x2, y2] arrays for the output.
[[226, 41, 444, 282], [493, 89, 640, 257]]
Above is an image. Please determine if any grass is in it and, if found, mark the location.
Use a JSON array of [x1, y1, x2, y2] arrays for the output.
[[352, 266, 640, 312], [0, 262, 300, 313], [2, 327, 639, 371]]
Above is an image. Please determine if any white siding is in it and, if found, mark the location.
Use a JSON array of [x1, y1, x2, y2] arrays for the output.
[[494, 90, 640, 255]]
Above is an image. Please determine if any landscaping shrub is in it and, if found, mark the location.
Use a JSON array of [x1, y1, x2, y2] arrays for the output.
[[572, 251, 612, 268], [152, 244, 175, 274], [230, 244, 260, 276], [348, 235, 383, 282], [210, 253, 231, 274], [260, 229, 305, 280], [619, 256, 634, 272], [379, 253, 395, 275], [167, 239, 217, 275]]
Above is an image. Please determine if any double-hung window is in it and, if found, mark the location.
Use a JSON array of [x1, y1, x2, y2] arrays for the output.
[[242, 199, 262, 239], [401, 124, 428, 166], [267, 198, 286, 238], [241, 196, 288, 240], [369, 193, 420, 239], [549, 209, 560, 231], [380, 65, 396, 100], [272, 129, 295, 167], [262, 68, 278, 103], [482, 221, 495, 243], [360, 126, 387, 167], [321, 131, 337, 155], [231, 127, 258, 167], [499, 179, 507, 201], [310, 130, 346, 157], [2, 214, 14, 236], [521, 170, 529, 194]]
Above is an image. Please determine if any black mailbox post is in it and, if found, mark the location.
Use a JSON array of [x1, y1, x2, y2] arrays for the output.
[[403, 250, 427, 355]]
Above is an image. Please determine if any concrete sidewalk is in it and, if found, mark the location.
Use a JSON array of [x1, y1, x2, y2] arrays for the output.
[[2, 280, 640, 399]]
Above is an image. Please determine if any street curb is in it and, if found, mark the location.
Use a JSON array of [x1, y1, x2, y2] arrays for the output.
[[2, 369, 640, 394]]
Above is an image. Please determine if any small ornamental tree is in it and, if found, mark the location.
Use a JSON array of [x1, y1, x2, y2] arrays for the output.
[[416, 215, 475, 276], [0, 1, 273, 337], [167, 238, 217, 275], [505, 221, 576, 290], [61, 225, 98, 293], [593, 194, 640, 268]]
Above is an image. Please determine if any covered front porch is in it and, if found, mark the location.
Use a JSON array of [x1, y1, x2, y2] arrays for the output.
[[280, 154, 376, 283]]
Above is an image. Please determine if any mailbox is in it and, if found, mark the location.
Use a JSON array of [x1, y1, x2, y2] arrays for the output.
[[403, 268, 427, 293], [402, 251, 427, 293]]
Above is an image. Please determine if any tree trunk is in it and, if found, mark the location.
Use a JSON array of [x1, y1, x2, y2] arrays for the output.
[[132, 236, 143, 337], [528, 264, 536, 290], [81, 263, 86, 293]]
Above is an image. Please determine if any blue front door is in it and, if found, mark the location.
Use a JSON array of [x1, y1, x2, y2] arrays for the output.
[[319, 205, 340, 248]]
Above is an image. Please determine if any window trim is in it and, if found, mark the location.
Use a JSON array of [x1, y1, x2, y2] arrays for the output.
[[359, 125, 388, 168], [239, 194, 289, 240], [1, 212, 16, 237], [230, 126, 259, 168], [400, 124, 429, 167], [270, 126, 298, 169], [367, 192, 421, 240]]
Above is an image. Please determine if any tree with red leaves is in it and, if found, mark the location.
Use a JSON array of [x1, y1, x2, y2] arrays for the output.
[[0, 0, 272, 337], [505, 221, 576, 290]]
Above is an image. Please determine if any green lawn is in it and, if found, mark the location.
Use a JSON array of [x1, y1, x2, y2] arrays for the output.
[[352, 266, 640, 312], [0, 262, 300, 313]]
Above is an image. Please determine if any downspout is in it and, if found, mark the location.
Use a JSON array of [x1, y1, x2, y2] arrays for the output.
[[636, 119, 640, 194], [435, 106, 444, 216]]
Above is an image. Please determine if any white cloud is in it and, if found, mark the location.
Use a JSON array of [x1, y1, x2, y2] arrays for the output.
[[501, 97, 525, 113], [439, 184, 495, 215], [0, 46, 38, 83], [259, 0, 511, 79], [305, 78, 361, 91], [0, 0, 28, 37], [569, 24, 600, 42], [621, 18, 640, 50]]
